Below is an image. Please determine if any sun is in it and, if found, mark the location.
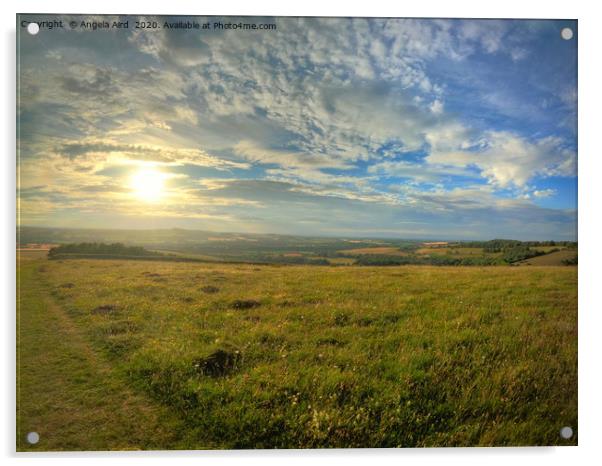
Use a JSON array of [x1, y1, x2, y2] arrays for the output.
[[129, 168, 167, 202]]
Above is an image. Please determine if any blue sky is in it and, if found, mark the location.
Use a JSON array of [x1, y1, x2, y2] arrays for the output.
[[17, 16, 577, 240]]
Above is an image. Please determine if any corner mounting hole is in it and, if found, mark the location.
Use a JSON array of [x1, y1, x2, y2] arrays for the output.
[[560, 426, 573, 439], [561, 28, 573, 40], [26, 431, 40, 444], [27, 23, 40, 35]]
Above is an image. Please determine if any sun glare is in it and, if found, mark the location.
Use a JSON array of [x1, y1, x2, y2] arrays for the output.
[[130, 168, 166, 202]]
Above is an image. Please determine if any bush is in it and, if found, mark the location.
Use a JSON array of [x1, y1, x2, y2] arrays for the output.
[[562, 256, 578, 266], [501, 246, 544, 264]]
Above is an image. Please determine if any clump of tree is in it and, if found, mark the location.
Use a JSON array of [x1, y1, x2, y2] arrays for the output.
[[355, 254, 504, 266], [562, 255, 578, 266], [460, 239, 577, 253], [500, 246, 545, 263], [482, 239, 523, 253], [48, 242, 160, 259], [524, 240, 577, 248]]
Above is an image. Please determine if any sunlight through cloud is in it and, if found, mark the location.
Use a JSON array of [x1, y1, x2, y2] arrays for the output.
[[130, 167, 168, 203]]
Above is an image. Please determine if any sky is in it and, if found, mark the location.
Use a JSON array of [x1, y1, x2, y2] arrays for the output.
[[17, 16, 577, 240]]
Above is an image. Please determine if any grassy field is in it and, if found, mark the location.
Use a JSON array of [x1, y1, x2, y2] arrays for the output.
[[519, 250, 578, 266], [17, 256, 577, 450], [338, 247, 409, 256]]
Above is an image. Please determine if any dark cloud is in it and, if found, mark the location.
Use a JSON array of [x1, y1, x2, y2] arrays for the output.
[[60, 68, 120, 98]]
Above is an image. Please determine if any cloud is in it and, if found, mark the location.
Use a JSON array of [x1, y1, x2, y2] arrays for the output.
[[426, 130, 576, 188], [533, 188, 556, 198], [55, 141, 250, 170], [233, 140, 351, 170], [510, 48, 529, 61], [183, 178, 576, 239], [458, 20, 505, 54], [16, 16, 577, 239], [60, 67, 120, 98], [368, 159, 476, 184], [430, 99, 444, 115], [129, 19, 212, 67]]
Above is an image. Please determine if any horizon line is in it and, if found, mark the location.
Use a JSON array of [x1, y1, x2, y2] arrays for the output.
[[17, 225, 578, 243]]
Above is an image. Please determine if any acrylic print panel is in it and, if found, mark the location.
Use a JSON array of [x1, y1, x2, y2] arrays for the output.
[[16, 14, 577, 451]]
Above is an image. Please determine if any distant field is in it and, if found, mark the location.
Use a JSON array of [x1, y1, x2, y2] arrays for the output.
[[17, 257, 577, 449], [519, 250, 577, 266], [416, 247, 480, 256], [338, 247, 408, 256], [17, 249, 48, 261], [325, 257, 356, 265]]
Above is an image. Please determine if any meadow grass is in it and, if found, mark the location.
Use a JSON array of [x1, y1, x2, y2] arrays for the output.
[[17, 257, 577, 449]]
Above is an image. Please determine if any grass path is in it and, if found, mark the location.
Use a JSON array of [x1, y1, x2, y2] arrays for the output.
[[16, 261, 189, 451]]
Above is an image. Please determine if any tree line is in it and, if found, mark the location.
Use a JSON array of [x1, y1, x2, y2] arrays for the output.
[[48, 242, 159, 258]]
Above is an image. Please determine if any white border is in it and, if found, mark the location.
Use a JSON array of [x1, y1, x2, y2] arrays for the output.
[[3, 1, 601, 465]]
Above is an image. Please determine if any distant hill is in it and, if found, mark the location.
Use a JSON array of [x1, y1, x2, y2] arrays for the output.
[[20, 227, 577, 267]]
